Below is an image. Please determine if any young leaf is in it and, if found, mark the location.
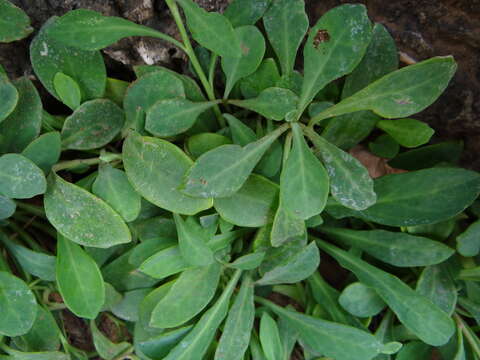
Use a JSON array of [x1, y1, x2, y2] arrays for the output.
[[224, 114, 257, 145], [240, 58, 281, 99], [257, 242, 320, 286], [316, 239, 455, 346], [182, 124, 288, 198], [0, 195, 15, 220], [280, 123, 329, 220], [137, 325, 193, 359], [92, 164, 141, 222], [44, 174, 132, 248], [339, 282, 386, 317], [176, 0, 241, 57], [111, 288, 151, 322], [259, 298, 383, 360], [416, 264, 457, 315], [56, 235, 105, 319], [0, 271, 37, 337], [124, 70, 185, 132], [145, 98, 219, 137], [342, 23, 399, 98], [215, 276, 255, 360], [46, 9, 173, 50], [22, 132, 61, 173], [228, 252, 266, 270], [310, 57, 457, 125], [229, 87, 298, 121], [30, 18, 106, 101], [260, 313, 284, 360], [305, 127, 376, 211], [214, 174, 278, 227], [0, 72, 18, 123], [299, 4, 372, 113], [0, 154, 46, 199], [61, 99, 124, 150], [0, 78, 42, 153], [320, 227, 454, 267], [90, 321, 130, 360], [174, 214, 214, 267], [368, 134, 399, 159], [123, 132, 213, 215], [263, 0, 308, 76], [376, 118, 434, 148], [0, 233, 56, 281], [222, 25, 266, 98], [0, 0, 32, 42], [139, 246, 190, 280], [187, 133, 232, 159], [163, 270, 242, 360], [53, 72, 81, 110], [224, 0, 270, 27], [457, 219, 480, 257], [326, 168, 480, 226], [150, 263, 221, 328], [270, 206, 306, 247]]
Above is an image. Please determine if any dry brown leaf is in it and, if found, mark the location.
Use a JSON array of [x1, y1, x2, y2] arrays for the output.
[[349, 145, 407, 178]]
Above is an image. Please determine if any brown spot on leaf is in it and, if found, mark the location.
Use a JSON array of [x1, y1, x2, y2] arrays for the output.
[[240, 43, 250, 56], [349, 145, 408, 178], [313, 29, 330, 48]]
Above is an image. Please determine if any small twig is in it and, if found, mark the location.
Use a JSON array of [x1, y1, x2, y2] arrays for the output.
[[399, 51, 418, 65]]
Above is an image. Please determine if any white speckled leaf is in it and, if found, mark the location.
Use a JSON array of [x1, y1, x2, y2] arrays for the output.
[[0, 0, 32, 42], [0, 72, 18, 123], [44, 173, 132, 248], [0, 154, 46, 199]]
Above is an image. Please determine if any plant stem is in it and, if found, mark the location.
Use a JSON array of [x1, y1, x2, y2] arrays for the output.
[[165, 0, 225, 128], [52, 153, 122, 172], [454, 313, 480, 357], [208, 54, 219, 91]]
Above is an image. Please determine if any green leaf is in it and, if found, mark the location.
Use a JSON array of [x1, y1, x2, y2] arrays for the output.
[[240, 58, 281, 99], [395, 342, 432, 360], [0, 78, 42, 153], [124, 70, 185, 133], [163, 270, 242, 360], [229, 87, 298, 121], [263, 0, 308, 76], [104, 78, 128, 106], [139, 246, 189, 280], [0, 72, 18, 123], [222, 25, 265, 98], [92, 164, 141, 222], [129, 238, 176, 268], [228, 252, 265, 270], [30, 18, 106, 101], [13, 305, 60, 352], [416, 264, 457, 315], [299, 4, 372, 113], [0, 271, 37, 336], [316, 239, 455, 346], [257, 242, 319, 286], [56, 235, 105, 319], [137, 325, 192, 359], [22, 132, 61, 173], [342, 23, 398, 98], [111, 288, 151, 322], [260, 312, 284, 360], [270, 206, 306, 247], [123, 132, 212, 215], [224, 114, 256, 145], [260, 299, 383, 360], [339, 282, 386, 317], [1, 350, 69, 360], [0, 195, 15, 220], [305, 128, 376, 210], [326, 168, 480, 226], [214, 174, 278, 227], [174, 214, 214, 267], [368, 134, 399, 159], [310, 57, 457, 125], [320, 227, 454, 267], [280, 123, 329, 220], [187, 133, 232, 159], [0, 233, 56, 281], [145, 98, 219, 137], [61, 99, 124, 150], [44, 174, 132, 248], [90, 321, 130, 360], [46, 9, 171, 50], [224, 0, 270, 27], [0, 0, 32, 42], [457, 219, 480, 257], [138, 281, 174, 328], [150, 263, 221, 328], [0, 154, 46, 199], [53, 72, 81, 110], [182, 124, 288, 198], [376, 118, 434, 148], [215, 276, 255, 360], [388, 141, 463, 170]]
